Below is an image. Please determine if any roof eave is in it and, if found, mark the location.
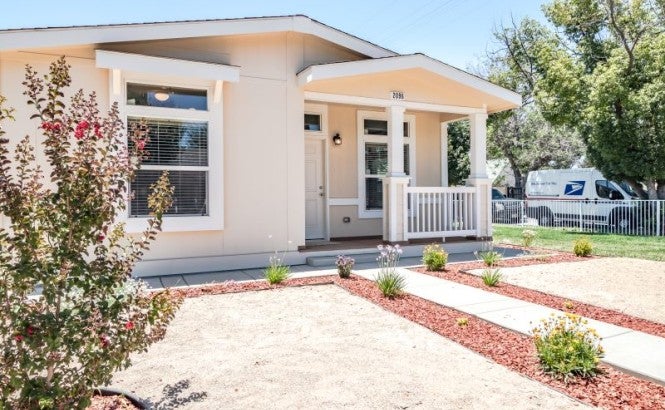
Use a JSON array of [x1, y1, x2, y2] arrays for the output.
[[0, 15, 396, 59]]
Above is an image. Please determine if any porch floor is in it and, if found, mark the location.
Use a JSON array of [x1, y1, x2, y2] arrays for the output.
[[301, 236, 479, 253]]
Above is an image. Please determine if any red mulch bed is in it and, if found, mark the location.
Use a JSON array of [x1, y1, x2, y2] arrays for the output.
[[170, 273, 665, 409], [414, 253, 665, 339]]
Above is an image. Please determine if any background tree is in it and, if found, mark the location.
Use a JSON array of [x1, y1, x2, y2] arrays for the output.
[[485, 18, 586, 191], [446, 120, 470, 186], [533, 0, 665, 198]]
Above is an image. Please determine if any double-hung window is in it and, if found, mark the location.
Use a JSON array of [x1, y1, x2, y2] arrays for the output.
[[122, 79, 222, 232], [96, 50, 238, 232], [357, 111, 415, 218]]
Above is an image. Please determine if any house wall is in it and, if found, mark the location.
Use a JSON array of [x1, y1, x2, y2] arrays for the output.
[[0, 32, 365, 275], [325, 104, 443, 238]]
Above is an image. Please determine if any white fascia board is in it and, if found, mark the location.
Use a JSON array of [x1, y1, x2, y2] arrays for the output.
[[95, 50, 240, 82], [0, 16, 395, 59], [298, 54, 522, 109]]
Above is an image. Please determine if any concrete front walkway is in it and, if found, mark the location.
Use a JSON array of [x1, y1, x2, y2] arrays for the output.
[[142, 252, 665, 386], [352, 267, 665, 386]]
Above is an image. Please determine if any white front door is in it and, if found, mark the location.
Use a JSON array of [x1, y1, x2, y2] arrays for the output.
[[305, 139, 325, 239]]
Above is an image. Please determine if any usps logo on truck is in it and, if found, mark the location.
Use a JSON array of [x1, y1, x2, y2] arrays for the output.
[[564, 181, 585, 196]]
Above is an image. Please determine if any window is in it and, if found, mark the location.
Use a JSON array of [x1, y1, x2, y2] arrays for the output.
[[357, 111, 415, 217], [304, 114, 321, 131], [120, 77, 223, 232], [128, 118, 209, 217], [595, 180, 623, 199]]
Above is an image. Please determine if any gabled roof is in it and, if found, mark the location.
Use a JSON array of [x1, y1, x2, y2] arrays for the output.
[[298, 54, 522, 113], [0, 15, 396, 58]]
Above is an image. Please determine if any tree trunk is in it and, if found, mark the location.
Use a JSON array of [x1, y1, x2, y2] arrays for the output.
[[657, 180, 665, 200], [625, 178, 649, 199], [646, 180, 659, 200]]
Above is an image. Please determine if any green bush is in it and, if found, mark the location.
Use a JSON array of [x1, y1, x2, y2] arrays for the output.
[[522, 229, 537, 248], [573, 237, 593, 257], [476, 250, 502, 267], [481, 269, 502, 287], [422, 243, 448, 271], [532, 313, 604, 382], [0, 58, 181, 408]]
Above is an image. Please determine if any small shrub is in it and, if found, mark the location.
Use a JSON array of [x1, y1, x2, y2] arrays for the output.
[[456, 317, 469, 327], [573, 237, 593, 257], [335, 255, 355, 278], [481, 269, 502, 287], [522, 229, 537, 248], [532, 313, 604, 382], [563, 300, 575, 311], [422, 243, 448, 271], [375, 244, 405, 298], [264, 254, 290, 284], [375, 270, 407, 298], [476, 250, 502, 267]]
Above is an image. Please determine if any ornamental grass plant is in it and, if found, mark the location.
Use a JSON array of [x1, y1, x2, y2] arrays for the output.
[[0, 58, 181, 408], [375, 244, 406, 298]]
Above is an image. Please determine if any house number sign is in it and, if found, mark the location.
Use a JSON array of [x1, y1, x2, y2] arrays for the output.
[[390, 90, 405, 100]]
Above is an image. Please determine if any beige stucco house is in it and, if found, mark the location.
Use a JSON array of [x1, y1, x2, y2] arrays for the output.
[[0, 15, 521, 276]]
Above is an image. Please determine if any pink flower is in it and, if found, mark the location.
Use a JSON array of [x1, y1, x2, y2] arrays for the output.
[[77, 120, 89, 130], [94, 123, 103, 138], [98, 234, 105, 242], [99, 334, 109, 348], [26, 326, 35, 336], [15, 335, 23, 342], [74, 129, 84, 140], [124, 321, 134, 330], [136, 140, 146, 151]]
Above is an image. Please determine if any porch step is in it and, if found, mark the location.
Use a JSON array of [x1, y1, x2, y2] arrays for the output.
[[306, 252, 379, 267]]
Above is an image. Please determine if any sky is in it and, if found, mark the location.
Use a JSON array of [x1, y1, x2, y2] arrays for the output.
[[0, 0, 548, 70]]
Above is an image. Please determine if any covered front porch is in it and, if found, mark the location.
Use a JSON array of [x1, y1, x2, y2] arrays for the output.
[[298, 54, 521, 245]]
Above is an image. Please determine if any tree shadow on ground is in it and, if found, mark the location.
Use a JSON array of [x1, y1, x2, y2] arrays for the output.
[[152, 379, 207, 410]]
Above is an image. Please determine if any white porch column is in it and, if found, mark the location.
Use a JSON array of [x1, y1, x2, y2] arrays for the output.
[[383, 105, 410, 242], [466, 112, 492, 238], [440, 121, 449, 187]]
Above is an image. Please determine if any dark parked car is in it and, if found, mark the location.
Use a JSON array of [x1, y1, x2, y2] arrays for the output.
[[492, 188, 523, 224]]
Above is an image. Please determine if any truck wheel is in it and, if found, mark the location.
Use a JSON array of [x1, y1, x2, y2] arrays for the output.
[[537, 208, 553, 227]]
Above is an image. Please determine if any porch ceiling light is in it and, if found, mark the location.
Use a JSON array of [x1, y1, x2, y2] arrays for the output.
[[154, 91, 170, 102], [332, 133, 342, 146]]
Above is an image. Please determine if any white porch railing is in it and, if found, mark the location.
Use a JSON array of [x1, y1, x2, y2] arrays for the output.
[[405, 186, 478, 239]]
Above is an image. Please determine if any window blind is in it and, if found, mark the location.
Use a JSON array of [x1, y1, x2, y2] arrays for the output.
[[364, 144, 410, 210], [130, 170, 208, 217], [127, 118, 208, 167]]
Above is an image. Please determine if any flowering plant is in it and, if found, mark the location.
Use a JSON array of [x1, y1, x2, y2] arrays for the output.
[[531, 313, 604, 382], [335, 255, 355, 278], [375, 244, 406, 298], [0, 58, 181, 408]]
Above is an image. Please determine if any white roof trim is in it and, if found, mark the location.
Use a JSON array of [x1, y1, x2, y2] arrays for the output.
[[297, 54, 522, 109], [95, 50, 240, 82], [0, 16, 395, 59]]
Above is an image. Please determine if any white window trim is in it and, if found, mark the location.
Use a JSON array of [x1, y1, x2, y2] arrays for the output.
[[113, 72, 224, 233], [357, 110, 416, 219]]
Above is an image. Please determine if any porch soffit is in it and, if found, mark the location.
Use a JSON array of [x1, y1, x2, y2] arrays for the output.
[[297, 54, 522, 114]]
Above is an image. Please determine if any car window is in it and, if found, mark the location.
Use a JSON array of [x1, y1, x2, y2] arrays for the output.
[[595, 180, 611, 199], [492, 189, 504, 200], [596, 180, 623, 199]]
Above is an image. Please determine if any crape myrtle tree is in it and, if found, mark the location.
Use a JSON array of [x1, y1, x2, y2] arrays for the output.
[[533, 0, 665, 199], [0, 57, 182, 408]]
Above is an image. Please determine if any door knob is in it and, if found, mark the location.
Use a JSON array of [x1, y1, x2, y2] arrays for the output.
[[319, 192, 325, 197]]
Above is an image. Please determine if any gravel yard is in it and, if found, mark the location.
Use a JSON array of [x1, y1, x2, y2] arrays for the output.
[[112, 285, 587, 409], [470, 257, 665, 324]]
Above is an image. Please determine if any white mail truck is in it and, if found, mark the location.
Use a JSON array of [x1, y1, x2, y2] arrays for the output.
[[525, 168, 638, 230]]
